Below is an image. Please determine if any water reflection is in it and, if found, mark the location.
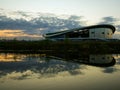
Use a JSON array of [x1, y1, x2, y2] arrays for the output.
[[0, 53, 117, 80], [50, 54, 116, 67], [0, 53, 82, 80]]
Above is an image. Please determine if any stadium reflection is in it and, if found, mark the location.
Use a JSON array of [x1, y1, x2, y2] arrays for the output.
[[49, 53, 116, 67], [0, 53, 116, 79]]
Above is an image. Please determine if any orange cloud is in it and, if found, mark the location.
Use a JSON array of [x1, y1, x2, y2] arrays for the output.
[[0, 30, 23, 37], [0, 29, 42, 40]]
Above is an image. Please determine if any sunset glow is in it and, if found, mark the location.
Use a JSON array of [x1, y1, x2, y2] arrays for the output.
[[0, 29, 42, 40], [0, 53, 23, 62]]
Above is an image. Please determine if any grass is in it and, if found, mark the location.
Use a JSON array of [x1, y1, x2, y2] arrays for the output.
[[0, 39, 120, 54]]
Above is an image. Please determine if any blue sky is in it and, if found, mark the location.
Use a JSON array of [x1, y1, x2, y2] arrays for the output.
[[0, 0, 120, 24]]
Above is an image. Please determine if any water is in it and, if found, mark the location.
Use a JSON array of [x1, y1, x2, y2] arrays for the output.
[[0, 53, 120, 90]]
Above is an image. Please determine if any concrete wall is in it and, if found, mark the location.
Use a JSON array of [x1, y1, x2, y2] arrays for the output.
[[89, 28, 113, 39]]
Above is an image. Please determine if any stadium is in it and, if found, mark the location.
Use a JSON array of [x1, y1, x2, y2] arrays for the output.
[[45, 24, 116, 41]]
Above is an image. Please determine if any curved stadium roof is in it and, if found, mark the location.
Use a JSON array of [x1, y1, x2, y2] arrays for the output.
[[45, 24, 116, 38]]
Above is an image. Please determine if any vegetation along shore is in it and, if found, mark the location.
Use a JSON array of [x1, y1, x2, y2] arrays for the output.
[[0, 39, 120, 54]]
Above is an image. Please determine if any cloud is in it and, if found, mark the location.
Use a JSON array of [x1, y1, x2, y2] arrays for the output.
[[0, 11, 83, 39], [29, 15, 84, 34], [116, 25, 120, 31], [113, 31, 120, 39], [0, 15, 32, 30], [0, 9, 120, 39], [0, 10, 85, 37], [98, 16, 120, 38], [0, 29, 42, 40], [98, 16, 118, 24]]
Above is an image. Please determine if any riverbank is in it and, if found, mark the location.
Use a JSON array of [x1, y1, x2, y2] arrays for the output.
[[0, 39, 120, 54]]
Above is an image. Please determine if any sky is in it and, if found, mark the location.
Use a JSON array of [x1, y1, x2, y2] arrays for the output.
[[0, 0, 120, 23], [0, 0, 120, 39]]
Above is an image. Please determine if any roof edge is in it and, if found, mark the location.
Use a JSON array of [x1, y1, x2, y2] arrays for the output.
[[45, 24, 116, 38]]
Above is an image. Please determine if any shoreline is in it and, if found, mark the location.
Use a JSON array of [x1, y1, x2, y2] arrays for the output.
[[0, 39, 120, 54]]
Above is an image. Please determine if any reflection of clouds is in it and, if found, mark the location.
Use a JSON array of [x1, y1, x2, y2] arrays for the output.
[[102, 67, 119, 73], [0, 70, 34, 81], [0, 65, 84, 81], [101, 55, 120, 74], [0, 53, 25, 62], [0, 68, 85, 81], [0, 54, 85, 81], [0, 53, 120, 81], [68, 69, 82, 75], [113, 55, 120, 66], [115, 55, 120, 65]]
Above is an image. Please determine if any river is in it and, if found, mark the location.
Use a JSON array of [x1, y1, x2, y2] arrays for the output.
[[0, 53, 120, 90]]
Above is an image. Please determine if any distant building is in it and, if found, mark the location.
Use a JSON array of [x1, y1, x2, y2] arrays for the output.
[[44, 24, 116, 41]]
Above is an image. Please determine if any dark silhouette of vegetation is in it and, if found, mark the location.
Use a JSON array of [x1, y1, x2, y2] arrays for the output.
[[0, 39, 120, 54]]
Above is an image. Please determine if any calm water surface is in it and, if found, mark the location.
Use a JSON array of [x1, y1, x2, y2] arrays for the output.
[[0, 53, 120, 90]]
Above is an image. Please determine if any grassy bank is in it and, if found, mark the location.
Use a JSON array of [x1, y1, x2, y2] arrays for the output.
[[0, 39, 120, 54]]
